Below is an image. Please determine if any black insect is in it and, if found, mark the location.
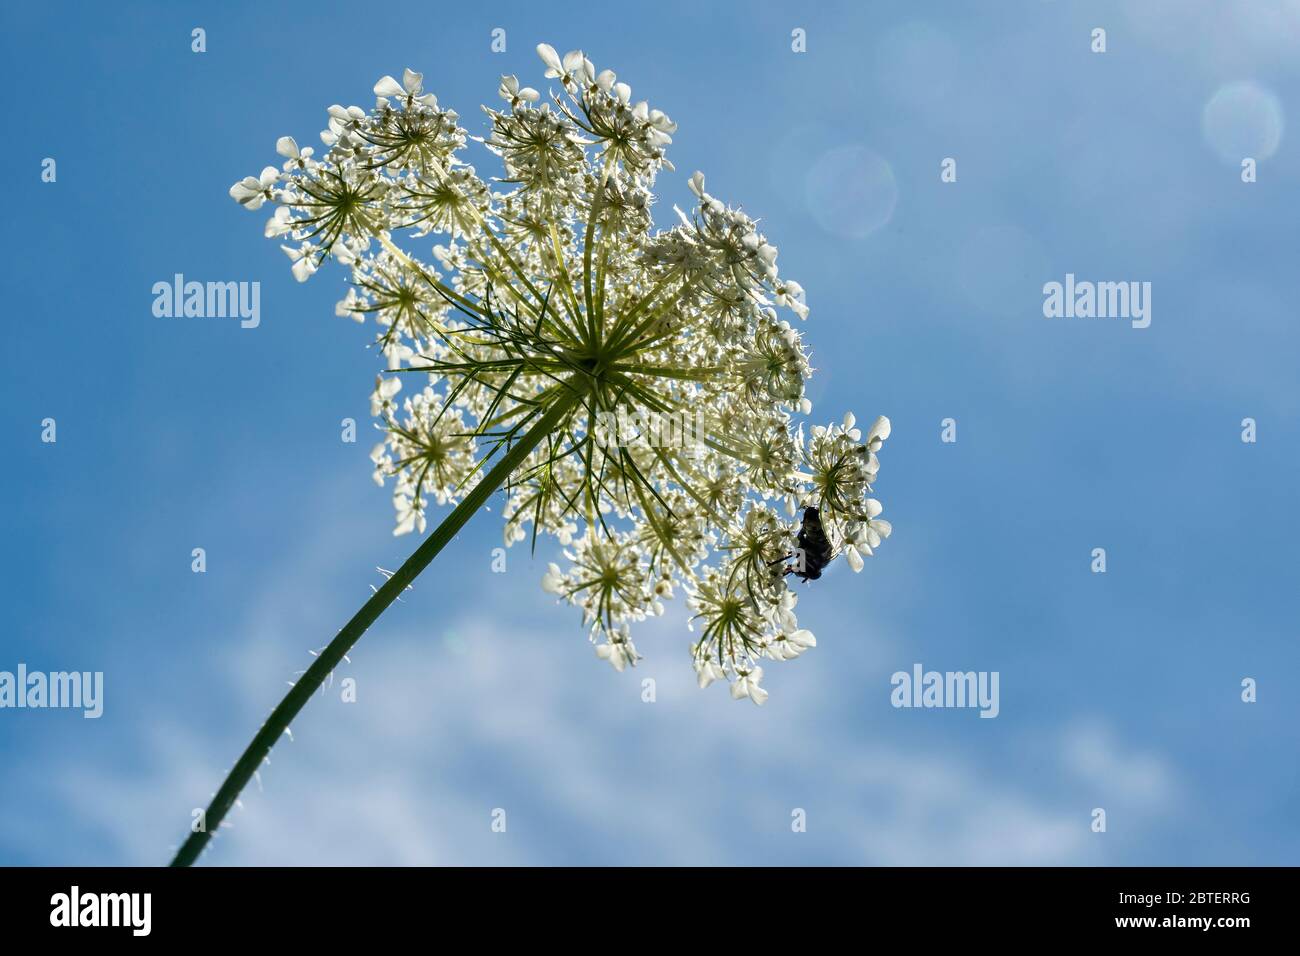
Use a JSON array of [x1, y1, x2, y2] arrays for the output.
[[784, 506, 835, 582]]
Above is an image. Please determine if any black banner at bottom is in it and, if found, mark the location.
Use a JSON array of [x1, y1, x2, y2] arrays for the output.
[[0, 866, 1278, 940]]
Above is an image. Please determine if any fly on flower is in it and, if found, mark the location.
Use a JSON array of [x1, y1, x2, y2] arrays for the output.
[[228, 42, 892, 705], [780, 506, 834, 583]]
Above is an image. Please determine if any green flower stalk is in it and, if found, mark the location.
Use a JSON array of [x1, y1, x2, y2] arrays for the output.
[[182, 43, 891, 865]]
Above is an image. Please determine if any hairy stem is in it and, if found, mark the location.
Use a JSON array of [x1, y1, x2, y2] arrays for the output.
[[170, 384, 583, 866]]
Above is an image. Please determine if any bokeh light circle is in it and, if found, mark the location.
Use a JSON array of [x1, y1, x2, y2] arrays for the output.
[[804, 145, 899, 239], [1202, 81, 1284, 164]]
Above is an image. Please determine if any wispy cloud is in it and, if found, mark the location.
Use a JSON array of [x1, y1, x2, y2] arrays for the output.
[[28, 546, 1184, 864]]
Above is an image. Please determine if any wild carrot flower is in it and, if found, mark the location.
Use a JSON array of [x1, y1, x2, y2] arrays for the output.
[[227, 43, 891, 706]]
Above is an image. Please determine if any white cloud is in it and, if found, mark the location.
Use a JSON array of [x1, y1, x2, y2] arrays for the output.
[[1061, 721, 1176, 810], [38, 599, 1179, 865], [16, 482, 1184, 865]]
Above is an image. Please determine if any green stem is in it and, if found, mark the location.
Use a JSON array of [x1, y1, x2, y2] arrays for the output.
[[170, 384, 584, 866]]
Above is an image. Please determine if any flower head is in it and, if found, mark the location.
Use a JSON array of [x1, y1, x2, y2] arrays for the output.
[[231, 44, 891, 702]]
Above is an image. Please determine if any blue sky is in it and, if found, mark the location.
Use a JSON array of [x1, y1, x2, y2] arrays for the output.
[[2, 0, 1297, 865]]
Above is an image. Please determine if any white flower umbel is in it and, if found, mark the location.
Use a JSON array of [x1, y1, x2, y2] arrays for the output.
[[226, 43, 892, 704], [187, 41, 894, 868]]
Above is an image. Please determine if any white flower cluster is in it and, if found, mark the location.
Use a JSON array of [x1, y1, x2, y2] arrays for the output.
[[230, 44, 891, 704]]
